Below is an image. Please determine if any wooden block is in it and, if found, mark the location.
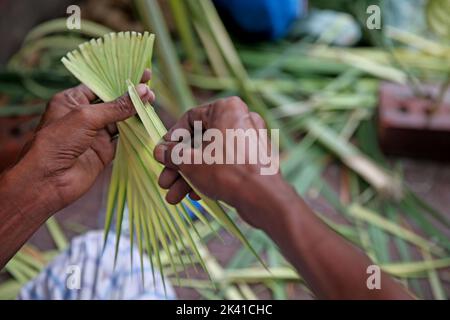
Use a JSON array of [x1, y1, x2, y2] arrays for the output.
[[377, 82, 450, 161]]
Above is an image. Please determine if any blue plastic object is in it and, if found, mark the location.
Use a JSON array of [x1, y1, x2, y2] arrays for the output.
[[183, 195, 204, 220], [213, 0, 303, 40]]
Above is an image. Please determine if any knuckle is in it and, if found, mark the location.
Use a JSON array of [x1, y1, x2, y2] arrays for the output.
[[63, 90, 74, 102], [227, 96, 248, 112], [114, 95, 134, 115], [204, 103, 214, 117], [53, 91, 66, 101], [212, 98, 229, 111], [214, 98, 227, 107], [54, 87, 86, 105], [228, 96, 243, 104], [249, 111, 259, 118], [70, 89, 85, 103], [77, 107, 91, 121], [70, 107, 94, 127], [163, 131, 173, 142], [250, 111, 265, 124], [47, 93, 65, 109]]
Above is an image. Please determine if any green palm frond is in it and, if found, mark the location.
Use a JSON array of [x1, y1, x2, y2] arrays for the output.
[[426, 0, 450, 39], [61, 32, 260, 285]]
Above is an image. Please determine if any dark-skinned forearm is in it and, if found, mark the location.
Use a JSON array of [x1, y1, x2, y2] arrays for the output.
[[0, 157, 57, 269], [238, 177, 411, 299]]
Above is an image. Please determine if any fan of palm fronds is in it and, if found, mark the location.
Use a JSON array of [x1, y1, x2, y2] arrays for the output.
[[61, 32, 260, 287]]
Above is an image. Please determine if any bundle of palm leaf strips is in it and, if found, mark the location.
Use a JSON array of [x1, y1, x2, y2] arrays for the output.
[[62, 31, 262, 292]]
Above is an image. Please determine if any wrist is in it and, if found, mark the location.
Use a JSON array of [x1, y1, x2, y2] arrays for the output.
[[237, 174, 328, 248], [0, 155, 58, 220], [234, 174, 300, 232]]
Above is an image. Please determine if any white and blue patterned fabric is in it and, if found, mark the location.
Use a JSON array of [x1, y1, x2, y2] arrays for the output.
[[17, 230, 175, 300]]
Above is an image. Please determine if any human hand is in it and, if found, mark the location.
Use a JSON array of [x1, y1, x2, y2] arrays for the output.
[[12, 70, 155, 215], [153, 97, 413, 301], [154, 96, 285, 230]]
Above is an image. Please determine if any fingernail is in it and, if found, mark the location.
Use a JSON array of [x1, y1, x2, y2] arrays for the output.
[[136, 83, 149, 97], [154, 143, 167, 163], [148, 90, 156, 102]]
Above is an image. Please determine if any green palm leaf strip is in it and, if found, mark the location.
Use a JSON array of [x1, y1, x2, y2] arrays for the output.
[[61, 32, 261, 284]]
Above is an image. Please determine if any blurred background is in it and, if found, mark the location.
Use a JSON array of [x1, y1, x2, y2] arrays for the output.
[[0, 0, 449, 300]]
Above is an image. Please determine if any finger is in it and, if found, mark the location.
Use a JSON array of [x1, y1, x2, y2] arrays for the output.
[[250, 112, 266, 130], [158, 167, 180, 189], [166, 178, 192, 205], [189, 190, 201, 201], [140, 68, 152, 83], [154, 141, 191, 170], [83, 84, 155, 129]]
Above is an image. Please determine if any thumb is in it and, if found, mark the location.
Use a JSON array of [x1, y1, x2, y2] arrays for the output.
[[83, 84, 155, 129]]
